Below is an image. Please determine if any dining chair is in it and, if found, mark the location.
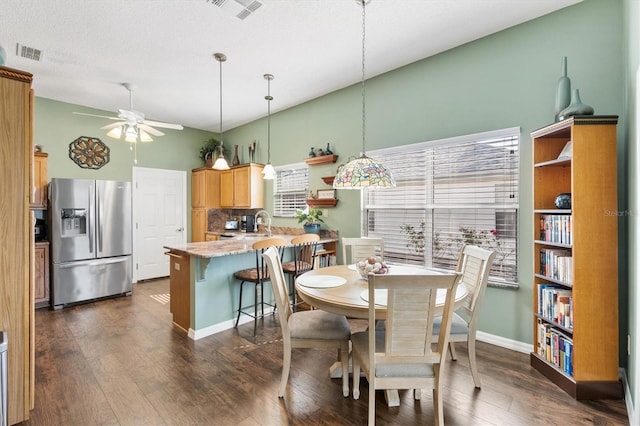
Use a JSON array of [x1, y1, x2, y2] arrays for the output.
[[341, 237, 384, 265], [233, 237, 288, 336], [432, 244, 497, 388], [281, 233, 320, 308], [262, 246, 351, 398], [351, 272, 460, 425]]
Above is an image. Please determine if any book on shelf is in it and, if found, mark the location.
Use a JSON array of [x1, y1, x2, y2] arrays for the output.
[[539, 214, 572, 245], [537, 283, 573, 329], [536, 318, 574, 376], [539, 248, 573, 283]]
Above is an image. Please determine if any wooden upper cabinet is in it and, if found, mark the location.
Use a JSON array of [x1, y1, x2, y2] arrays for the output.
[[31, 151, 48, 209], [191, 167, 220, 209], [219, 163, 264, 208]]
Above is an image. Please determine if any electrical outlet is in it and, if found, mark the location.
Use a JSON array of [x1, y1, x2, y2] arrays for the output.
[[322, 209, 329, 217]]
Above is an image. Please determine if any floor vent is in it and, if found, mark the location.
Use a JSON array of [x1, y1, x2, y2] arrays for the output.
[[15, 44, 43, 61]]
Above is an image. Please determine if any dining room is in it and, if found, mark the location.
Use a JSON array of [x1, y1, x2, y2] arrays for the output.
[[25, 276, 628, 425]]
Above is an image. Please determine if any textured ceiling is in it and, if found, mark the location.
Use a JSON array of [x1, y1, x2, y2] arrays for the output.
[[1, 0, 580, 133]]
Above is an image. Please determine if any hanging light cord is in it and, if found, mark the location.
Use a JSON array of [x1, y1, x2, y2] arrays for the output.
[[360, 0, 366, 157], [266, 75, 272, 163], [219, 56, 224, 154]]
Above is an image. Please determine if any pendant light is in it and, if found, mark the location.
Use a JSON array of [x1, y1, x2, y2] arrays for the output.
[[212, 53, 230, 170], [333, 0, 395, 189], [262, 73, 276, 180]]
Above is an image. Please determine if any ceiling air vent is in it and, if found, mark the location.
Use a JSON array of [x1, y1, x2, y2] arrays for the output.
[[205, 0, 263, 20], [15, 44, 43, 61]]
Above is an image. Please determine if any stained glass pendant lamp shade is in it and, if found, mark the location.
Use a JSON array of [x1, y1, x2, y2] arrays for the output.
[[212, 53, 230, 170], [262, 73, 276, 180], [333, 0, 395, 189]]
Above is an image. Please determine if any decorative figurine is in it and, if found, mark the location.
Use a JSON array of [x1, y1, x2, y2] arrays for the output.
[[308, 147, 316, 157], [325, 143, 333, 155], [316, 148, 325, 156]]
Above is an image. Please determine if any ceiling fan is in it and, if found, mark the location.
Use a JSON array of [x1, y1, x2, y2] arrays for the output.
[[73, 83, 183, 143]]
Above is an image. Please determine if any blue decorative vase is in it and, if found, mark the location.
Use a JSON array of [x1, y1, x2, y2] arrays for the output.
[[303, 223, 321, 235], [558, 89, 594, 121], [554, 193, 572, 209], [554, 57, 571, 122]]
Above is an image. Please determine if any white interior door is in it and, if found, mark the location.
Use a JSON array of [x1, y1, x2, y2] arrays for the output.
[[133, 167, 186, 281]]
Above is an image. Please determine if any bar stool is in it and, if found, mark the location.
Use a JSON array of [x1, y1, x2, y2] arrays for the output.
[[234, 237, 287, 336], [282, 234, 320, 308]]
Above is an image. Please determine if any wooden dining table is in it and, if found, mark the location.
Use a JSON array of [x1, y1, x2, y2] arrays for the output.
[[295, 263, 467, 406]]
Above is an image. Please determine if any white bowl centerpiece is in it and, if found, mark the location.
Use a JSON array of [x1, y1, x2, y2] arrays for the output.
[[356, 257, 389, 279]]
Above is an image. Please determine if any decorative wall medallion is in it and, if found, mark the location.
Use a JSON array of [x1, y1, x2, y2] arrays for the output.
[[69, 136, 110, 169]]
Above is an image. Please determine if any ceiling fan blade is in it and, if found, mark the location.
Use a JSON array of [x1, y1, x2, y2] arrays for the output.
[[100, 122, 125, 130], [73, 112, 121, 121], [139, 123, 165, 136], [142, 119, 184, 130]]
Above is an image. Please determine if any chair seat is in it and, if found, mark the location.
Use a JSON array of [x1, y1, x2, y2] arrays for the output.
[[433, 312, 469, 336], [234, 268, 269, 282], [281, 260, 313, 274], [289, 309, 351, 341], [351, 331, 435, 378]]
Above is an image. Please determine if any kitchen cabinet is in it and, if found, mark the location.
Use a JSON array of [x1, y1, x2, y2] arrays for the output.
[[0, 65, 34, 424], [220, 163, 264, 208], [34, 242, 50, 308], [31, 151, 48, 209], [191, 208, 207, 243], [191, 167, 220, 242], [168, 251, 190, 332]]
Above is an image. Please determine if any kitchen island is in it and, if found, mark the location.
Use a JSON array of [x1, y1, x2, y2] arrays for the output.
[[164, 232, 337, 340]]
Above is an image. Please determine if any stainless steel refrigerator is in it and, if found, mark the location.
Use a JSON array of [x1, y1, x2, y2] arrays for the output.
[[49, 178, 133, 309]]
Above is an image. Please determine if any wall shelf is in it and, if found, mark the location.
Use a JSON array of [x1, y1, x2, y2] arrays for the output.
[[306, 198, 338, 207], [321, 176, 335, 185], [305, 154, 338, 165]]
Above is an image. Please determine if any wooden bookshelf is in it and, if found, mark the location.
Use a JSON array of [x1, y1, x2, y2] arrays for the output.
[[530, 116, 622, 399]]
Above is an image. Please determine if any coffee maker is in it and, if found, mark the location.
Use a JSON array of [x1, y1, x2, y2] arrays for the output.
[[240, 215, 256, 233]]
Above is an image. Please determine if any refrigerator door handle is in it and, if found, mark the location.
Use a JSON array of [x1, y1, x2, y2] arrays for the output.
[[97, 185, 103, 253], [88, 185, 94, 254]]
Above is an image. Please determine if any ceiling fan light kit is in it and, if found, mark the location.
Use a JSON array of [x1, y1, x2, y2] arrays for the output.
[[73, 82, 183, 163], [212, 52, 230, 170]]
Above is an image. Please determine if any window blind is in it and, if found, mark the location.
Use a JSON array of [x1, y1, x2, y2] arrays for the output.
[[273, 163, 309, 217], [364, 128, 520, 286]]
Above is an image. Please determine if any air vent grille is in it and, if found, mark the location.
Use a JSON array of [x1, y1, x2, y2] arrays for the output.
[[205, 0, 263, 20], [15, 44, 42, 61]]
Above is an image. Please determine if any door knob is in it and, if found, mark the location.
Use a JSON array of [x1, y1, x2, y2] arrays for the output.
[[176, 227, 184, 232]]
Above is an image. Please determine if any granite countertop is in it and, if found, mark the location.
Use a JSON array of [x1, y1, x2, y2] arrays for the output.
[[165, 234, 337, 259]]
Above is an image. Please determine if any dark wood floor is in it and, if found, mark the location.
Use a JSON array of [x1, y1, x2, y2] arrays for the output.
[[25, 278, 628, 425]]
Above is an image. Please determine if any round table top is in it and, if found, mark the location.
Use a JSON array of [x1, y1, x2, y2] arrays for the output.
[[295, 264, 467, 320]]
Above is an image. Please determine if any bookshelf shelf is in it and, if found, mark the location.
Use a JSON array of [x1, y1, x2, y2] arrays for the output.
[[530, 116, 622, 400]]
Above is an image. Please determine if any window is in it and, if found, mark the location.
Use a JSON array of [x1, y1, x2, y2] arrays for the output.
[[273, 163, 309, 217], [364, 128, 520, 287]]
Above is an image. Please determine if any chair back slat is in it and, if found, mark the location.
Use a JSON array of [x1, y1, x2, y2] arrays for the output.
[[252, 237, 287, 285], [262, 246, 293, 327], [341, 237, 384, 265], [457, 245, 497, 317], [368, 273, 459, 368], [291, 234, 319, 275]]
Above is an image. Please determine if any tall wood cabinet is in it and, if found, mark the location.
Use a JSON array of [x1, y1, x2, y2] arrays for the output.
[[0, 66, 34, 424], [191, 167, 220, 242], [530, 116, 621, 399], [219, 163, 264, 208]]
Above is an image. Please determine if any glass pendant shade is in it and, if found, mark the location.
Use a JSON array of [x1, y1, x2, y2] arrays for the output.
[[139, 129, 153, 142], [333, 154, 396, 188], [262, 163, 276, 180], [212, 146, 230, 170], [333, 0, 395, 190], [212, 52, 230, 171], [106, 126, 123, 139]]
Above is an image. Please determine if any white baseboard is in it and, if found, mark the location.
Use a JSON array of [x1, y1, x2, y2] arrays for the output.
[[476, 331, 533, 354], [620, 368, 636, 426], [188, 307, 276, 340]]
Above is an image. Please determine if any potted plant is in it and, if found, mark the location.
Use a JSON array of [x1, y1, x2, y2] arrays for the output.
[[296, 207, 324, 234], [199, 138, 223, 167]]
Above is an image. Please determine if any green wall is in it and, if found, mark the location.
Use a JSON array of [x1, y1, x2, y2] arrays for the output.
[[33, 0, 630, 367], [225, 0, 625, 345]]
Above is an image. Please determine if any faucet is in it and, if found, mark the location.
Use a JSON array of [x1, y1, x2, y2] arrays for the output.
[[255, 210, 272, 237]]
